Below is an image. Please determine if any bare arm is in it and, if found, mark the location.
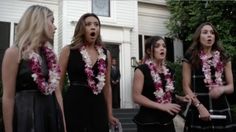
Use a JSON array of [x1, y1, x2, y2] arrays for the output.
[[58, 46, 70, 91], [133, 68, 181, 115], [103, 51, 119, 125], [2, 47, 19, 132], [182, 61, 210, 121], [57, 45, 70, 131], [209, 61, 234, 98]]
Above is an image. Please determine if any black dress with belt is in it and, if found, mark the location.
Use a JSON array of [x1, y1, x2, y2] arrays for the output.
[[13, 52, 64, 132], [63, 48, 109, 132]]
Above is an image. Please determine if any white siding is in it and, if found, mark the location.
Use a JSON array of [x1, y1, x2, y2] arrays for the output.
[[138, 2, 170, 36], [0, 0, 59, 54]]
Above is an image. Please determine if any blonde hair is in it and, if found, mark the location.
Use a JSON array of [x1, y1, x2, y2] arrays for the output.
[[70, 13, 103, 49], [15, 5, 53, 60]]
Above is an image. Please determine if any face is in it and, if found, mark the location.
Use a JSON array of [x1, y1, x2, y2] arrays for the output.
[[112, 59, 117, 66], [152, 39, 166, 61], [199, 25, 215, 48], [84, 16, 100, 44], [47, 15, 57, 39]]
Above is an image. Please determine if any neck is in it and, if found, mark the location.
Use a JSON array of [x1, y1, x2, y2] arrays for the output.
[[202, 47, 212, 55]]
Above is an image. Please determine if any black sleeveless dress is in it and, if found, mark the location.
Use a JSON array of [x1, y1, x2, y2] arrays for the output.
[[133, 64, 176, 132], [183, 53, 235, 132], [13, 53, 64, 132], [63, 48, 109, 132]]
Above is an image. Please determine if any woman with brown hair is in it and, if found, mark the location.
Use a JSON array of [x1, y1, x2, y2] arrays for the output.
[[59, 13, 118, 132], [183, 22, 234, 132]]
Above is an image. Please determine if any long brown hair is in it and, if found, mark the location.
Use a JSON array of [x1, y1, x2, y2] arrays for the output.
[[70, 13, 103, 49], [186, 22, 229, 68]]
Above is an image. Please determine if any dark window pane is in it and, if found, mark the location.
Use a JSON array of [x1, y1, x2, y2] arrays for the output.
[[0, 21, 10, 81]]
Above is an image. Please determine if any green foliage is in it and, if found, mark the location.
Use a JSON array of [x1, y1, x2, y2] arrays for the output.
[[166, 0, 236, 56], [167, 60, 183, 95]]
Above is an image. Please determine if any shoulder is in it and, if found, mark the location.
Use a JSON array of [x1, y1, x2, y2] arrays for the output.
[[182, 51, 192, 63], [4, 46, 19, 59], [135, 64, 149, 73], [60, 45, 70, 56]]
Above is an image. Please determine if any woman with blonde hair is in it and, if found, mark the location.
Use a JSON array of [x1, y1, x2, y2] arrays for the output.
[[2, 5, 66, 132]]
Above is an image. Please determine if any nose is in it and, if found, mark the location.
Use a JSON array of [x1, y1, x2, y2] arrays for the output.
[[54, 24, 57, 31]]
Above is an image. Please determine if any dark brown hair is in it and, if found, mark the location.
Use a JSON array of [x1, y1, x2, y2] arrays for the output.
[[186, 22, 229, 68], [143, 36, 165, 61], [70, 13, 103, 49]]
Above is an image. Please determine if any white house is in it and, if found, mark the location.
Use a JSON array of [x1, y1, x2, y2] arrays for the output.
[[0, 0, 183, 108]]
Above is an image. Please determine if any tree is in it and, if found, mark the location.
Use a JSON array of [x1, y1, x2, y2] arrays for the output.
[[166, 0, 236, 56]]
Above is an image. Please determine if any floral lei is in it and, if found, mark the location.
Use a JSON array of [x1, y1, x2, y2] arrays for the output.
[[80, 45, 106, 95], [145, 59, 174, 103], [199, 50, 224, 88], [28, 43, 60, 95]]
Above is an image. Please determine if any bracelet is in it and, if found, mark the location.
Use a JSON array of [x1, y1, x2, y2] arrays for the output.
[[195, 102, 201, 108]]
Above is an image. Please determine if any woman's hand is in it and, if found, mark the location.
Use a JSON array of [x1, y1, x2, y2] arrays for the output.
[[177, 95, 192, 103], [159, 103, 181, 115], [208, 85, 224, 99], [197, 104, 211, 121], [108, 115, 119, 126]]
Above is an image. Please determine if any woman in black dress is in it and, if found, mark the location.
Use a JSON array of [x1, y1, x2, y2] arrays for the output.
[[183, 22, 235, 132], [2, 5, 66, 132], [132, 36, 190, 132], [59, 13, 119, 132]]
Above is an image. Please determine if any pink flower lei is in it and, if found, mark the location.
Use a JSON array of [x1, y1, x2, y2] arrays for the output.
[[28, 43, 61, 95], [199, 50, 224, 88], [145, 59, 174, 103], [80, 45, 107, 95]]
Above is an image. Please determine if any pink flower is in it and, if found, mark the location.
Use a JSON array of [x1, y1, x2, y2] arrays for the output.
[[28, 44, 60, 95], [145, 59, 174, 103], [80, 45, 107, 95], [199, 50, 224, 90]]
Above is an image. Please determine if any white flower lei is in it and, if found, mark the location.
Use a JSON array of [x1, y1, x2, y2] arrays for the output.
[[80, 45, 106, 95], [28, 43, 60, 95], [199, 50, 224, 87], [145, 59, 174, 103]]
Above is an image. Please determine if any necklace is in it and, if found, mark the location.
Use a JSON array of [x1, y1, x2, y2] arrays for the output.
[[145, 59, 174, 103], [80, 45, 106, 95], [199, 50, 224, 87], [28, 43, 60, 95]]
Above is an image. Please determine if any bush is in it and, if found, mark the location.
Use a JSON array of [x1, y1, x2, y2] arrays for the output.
[[167, 60, 183, 95]]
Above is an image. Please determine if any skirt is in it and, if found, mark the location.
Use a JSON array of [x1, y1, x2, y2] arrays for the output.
[[13, 90, 64, 132]]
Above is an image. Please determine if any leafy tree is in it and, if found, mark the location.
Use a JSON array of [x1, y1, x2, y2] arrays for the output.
[[166, 0, 236, 56]]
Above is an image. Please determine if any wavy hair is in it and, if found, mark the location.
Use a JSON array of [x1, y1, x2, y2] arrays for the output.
[[15, 5, 53, 60], [186, 22, 228, 68], [70, 13, 103, 49]]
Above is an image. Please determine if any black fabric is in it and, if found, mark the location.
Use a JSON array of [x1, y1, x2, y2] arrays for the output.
[[111, 65, 121, 108], [13, 55, 64, 132], [183, 53, 236, 132], [133, 64, 176, 130], [137, 122, 176, 132], [63, 48, 109, 132]]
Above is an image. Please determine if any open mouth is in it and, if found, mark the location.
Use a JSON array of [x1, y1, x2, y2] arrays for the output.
[[160, 52, 165, 55], [90, 32, 95, 37]]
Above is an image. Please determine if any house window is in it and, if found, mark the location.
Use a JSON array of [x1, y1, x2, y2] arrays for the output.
[[92, 0, 110, 17], [0, 21, 11, 80]]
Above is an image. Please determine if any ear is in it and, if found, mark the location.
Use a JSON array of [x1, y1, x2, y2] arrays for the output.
[[146, 49, 151, 55]]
